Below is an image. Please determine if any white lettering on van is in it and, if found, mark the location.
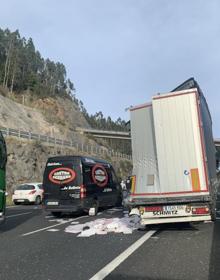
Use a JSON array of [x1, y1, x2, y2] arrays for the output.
[[47, 162, 62, 166]]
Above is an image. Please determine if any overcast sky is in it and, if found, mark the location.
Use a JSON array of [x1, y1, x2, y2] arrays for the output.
[[0, 0, 219, 136]]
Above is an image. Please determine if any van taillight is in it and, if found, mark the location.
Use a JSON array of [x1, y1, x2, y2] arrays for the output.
[[80, 185, 86, 199], [29, 190, 36, 195]]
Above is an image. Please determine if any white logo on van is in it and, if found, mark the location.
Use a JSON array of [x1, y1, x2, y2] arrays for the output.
[[47, 162, 62, 166], [92, 165, 108, 187], [49, 168, 76, 184]]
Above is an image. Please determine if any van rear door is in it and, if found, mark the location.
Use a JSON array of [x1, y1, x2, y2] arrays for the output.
[[43, 157, 82, 205]]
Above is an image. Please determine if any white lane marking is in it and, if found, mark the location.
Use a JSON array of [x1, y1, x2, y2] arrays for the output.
[[7, 212, 33, 218], [6, 206, 19, 209], [22, 216, 88, 237], [47, 229, 60, 232], [89, 230, 156, 280]]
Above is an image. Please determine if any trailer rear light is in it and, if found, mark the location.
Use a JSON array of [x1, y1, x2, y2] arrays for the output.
[[192, 207, 210, 215], [144, 206, 163, 212], [29, 190, 36, 195], [80, 185, 86, 199]]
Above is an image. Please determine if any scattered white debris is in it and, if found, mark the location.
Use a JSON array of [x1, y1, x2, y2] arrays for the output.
[[65, 215, 141, 237], [47, 229, 60, 232], [89, 207, 96, 216]]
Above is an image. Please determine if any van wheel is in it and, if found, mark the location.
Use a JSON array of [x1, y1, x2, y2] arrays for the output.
[[51, 212, 62, 218], [35, 196, 41, 205], [115, 195, 122, 207]]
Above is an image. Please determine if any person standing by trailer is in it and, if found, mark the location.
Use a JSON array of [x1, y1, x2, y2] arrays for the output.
[[0, 131, 7, 224]]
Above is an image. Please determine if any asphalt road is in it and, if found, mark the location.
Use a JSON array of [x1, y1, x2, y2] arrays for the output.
[[0, 205, 220, 280]]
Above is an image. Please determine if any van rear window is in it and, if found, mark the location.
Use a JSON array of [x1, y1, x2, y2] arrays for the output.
[[83, 164, 109, 187]]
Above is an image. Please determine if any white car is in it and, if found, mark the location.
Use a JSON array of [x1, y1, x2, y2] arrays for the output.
[[12, 183, 43, 205]]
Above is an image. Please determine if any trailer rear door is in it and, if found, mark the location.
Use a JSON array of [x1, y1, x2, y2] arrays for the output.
[[152, 89, 209, 195]]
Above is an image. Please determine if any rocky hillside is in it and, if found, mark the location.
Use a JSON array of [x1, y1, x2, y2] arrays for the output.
[[6, 137, 132, 193], [0, 89, 89, 140], [0, 89, 132, 192]]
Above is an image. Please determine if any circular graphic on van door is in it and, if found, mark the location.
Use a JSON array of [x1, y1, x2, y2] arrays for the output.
[[48, 167, 76, 184], [92, 165, 108, 187]]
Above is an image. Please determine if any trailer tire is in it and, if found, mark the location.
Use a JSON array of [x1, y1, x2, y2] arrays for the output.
[[210, 204, 216, 222]]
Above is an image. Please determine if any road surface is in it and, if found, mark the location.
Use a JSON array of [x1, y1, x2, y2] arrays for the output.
[[0, 205, 220, 280]]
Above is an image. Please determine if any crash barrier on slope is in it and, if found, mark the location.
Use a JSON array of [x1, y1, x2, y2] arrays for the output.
[[0, 126, 132, 160]]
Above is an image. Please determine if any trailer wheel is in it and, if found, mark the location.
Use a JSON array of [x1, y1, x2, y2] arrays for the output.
[[210, 204, 216, 222]]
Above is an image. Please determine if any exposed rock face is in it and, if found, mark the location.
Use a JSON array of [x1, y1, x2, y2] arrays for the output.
[[0, 92, 132, 192], [0, 94, 89, 137], [6, 138, 132, 193]]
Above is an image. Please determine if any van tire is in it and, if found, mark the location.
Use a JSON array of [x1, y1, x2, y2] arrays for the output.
[[51, 212, 62, 218], [115, 195, 122, 207], [35, 196, 41, 205]]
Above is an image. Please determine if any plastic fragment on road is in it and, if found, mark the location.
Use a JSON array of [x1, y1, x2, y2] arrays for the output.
[[64, 215, 141, 237], [65, 224, 85, 234], [89, 207, 96, 216], [77, 228, 96, 237]]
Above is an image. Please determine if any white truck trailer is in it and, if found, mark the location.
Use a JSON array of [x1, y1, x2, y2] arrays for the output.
[[128, 78, 218, 225]]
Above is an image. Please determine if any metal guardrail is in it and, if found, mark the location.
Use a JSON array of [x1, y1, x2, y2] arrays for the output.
[[0, 126, 132, 160]]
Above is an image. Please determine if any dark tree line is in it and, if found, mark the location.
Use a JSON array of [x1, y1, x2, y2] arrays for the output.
[[0, 28, 75, 98], [0, 27, 131, 154]]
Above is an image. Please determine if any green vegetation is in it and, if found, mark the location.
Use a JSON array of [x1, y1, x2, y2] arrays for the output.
[[0, 27, 131, 154], [0, 28, 75, 99]]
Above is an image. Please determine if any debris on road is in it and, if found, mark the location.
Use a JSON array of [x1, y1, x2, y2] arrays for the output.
[[65, 215, 141, 237]]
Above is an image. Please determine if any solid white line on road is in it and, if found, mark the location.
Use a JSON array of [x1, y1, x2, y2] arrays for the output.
[[6, 206, 19, 209], [7, 212, 33, 218], [22, 216, 88, 237], [89, 230, 157, 280]]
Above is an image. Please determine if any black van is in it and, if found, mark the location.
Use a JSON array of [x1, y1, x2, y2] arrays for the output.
[[43, 156, 122, 217]]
